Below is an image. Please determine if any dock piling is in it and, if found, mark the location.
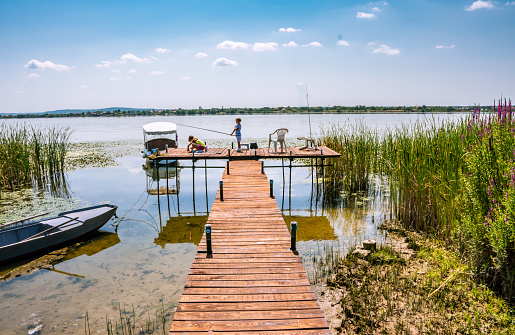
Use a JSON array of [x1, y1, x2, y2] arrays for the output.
[[261, 161, 264, 174], [205, 224, 213, 258], [219, 180, 224, 201], [226, 161, 230, 175], [290, 221, 298, 255], [270, 179, 274, 198]]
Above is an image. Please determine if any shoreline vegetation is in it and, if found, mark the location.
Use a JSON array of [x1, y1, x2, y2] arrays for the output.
[[317, 99, 515, 333], [2, 105, 472, 119], [2, 103, 515, 333]]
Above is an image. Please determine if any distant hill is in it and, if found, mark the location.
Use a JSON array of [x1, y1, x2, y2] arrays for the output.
[[43, 107, 153, 114]]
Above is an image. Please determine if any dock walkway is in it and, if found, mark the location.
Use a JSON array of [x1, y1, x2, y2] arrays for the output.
[[157, 146, 340, 161], [169, 160, 330, 334]]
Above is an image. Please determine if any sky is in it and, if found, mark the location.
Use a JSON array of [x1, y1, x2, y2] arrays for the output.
[[1, 0, 514, 113]]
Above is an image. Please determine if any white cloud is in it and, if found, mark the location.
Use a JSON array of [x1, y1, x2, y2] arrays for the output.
[[373, 44, 400, 55], [465, 1, 494, 11], [150, 71, 165, 75], [216, 40, 251, 50], [94, 61, 113, 68], [14, 91, 25, 94], [121, 53, 151, 63], [28, 73, 40, 79], [25, 59, 71, 71], [80, 85, 87, 88], [436, 44, 456, 49], [336, 40, 350, 46], [182, 76, 191, 80], [372, 6, 381, 12], [357, 12, 376, 18], [302, 41, 323, 47], [109, 77, 123, 81], [156, 47, 171, 53], [112, 69, 121, 73], [252, 42, 279, 51], [196, 52, 209, 58], [279, 27, 301, 32], [283, 41, 299, 47], [507, 1, 515, 5], [128, 69, 137, 73], [212, 58, 239, 67]]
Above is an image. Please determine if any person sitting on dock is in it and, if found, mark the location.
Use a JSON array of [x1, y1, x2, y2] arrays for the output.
[[187, 135, 206, 153]]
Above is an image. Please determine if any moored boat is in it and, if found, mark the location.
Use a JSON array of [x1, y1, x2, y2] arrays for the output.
[[142, 122, 178, 163], [0, 204, 118, 264]]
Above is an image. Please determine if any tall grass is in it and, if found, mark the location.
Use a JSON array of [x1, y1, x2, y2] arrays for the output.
[[380, 118, 465, 239], [320, 102, 515, 301], [0, 123, 72, 193]]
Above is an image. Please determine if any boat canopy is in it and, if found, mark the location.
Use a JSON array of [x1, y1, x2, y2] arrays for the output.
[[143, 122, 177, 135]]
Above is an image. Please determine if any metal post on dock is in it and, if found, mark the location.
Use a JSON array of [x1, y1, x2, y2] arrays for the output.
[[219, 180, 224, 201], [154, 160, 160, 197], [261, 161, 265, 174], [226, 161, 230, 175], [205, 224, 213, 258], [290, 221, 298, 255], [270, 179, 274, 198]]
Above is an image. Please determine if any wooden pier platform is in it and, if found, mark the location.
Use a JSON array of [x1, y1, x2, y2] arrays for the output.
[[169, 160, 331, 334], [157, 146, 340, 161]]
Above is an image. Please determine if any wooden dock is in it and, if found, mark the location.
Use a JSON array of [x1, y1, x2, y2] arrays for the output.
[[169, 160, 331, 334], [157, 146, 340, 161]]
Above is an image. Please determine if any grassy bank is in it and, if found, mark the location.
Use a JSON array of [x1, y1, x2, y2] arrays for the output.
[[320, 100, 514, 302], [319, 226, 515, 334]]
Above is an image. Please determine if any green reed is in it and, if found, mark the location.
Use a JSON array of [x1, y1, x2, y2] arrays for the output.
[[320, 117, 466, 240], [0, 123, 72, 193], [320, 104, 515, 301], [379, 118, 466, 239], [319, 121, 379, 195]]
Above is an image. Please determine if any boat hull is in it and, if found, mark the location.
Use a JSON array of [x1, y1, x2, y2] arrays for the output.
[[0, 204, 117, 264]]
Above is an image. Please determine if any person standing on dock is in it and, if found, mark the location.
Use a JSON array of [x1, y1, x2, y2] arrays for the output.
[[187, 135, 206, 153], [231, 118, 242, 152]]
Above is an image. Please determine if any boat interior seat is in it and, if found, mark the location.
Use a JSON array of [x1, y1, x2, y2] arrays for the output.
[[146, 138, 177, 151]]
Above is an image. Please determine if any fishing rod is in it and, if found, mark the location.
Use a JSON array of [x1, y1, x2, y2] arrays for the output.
[[175, 123, 234, 136], [306, 84, 312, 138]]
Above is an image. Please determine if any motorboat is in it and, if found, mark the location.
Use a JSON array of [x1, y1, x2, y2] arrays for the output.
[[142, 122, 178, 161]]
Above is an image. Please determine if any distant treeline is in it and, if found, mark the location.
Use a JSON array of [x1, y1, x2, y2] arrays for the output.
[[2, 105, 473, 119]]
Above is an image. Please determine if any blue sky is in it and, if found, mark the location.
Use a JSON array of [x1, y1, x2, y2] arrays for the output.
[[1, 0, 514, 113]]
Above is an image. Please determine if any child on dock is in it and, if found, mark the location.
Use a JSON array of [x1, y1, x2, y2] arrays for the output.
[[187, 135, 206, 153], [231, 118, 242, 152]]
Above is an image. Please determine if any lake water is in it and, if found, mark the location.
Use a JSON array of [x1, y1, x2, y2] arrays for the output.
[[0, 113, 467, 334]]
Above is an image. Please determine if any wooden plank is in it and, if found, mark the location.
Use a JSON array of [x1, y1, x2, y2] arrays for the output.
[[154, 146, 340, 162], [176, 300, 323, 312], [169, 318, 329, 332], [169, 161, 329, 333]]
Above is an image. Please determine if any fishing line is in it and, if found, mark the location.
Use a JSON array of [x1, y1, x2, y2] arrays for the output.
[[175, 123, 234, 136]]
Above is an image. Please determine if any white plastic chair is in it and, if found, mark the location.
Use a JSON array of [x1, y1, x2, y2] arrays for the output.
[[268, 128, 289, 153]]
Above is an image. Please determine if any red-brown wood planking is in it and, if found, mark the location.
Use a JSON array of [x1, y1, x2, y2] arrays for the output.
[[154, 146, 340, 161], [169, 160, 330, 334]]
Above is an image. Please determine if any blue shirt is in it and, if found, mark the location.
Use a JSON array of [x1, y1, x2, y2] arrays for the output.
[[235, 123, 241, 136]]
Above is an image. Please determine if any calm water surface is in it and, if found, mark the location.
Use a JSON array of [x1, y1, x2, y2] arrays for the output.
[[0, 113, 466, 334]]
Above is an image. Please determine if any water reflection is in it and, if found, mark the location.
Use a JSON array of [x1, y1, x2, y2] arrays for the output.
[[0, 230, 120, 281], [142, 160, 182, 195], [283, 213, 337, 241], [154, 215, 208, 247]]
